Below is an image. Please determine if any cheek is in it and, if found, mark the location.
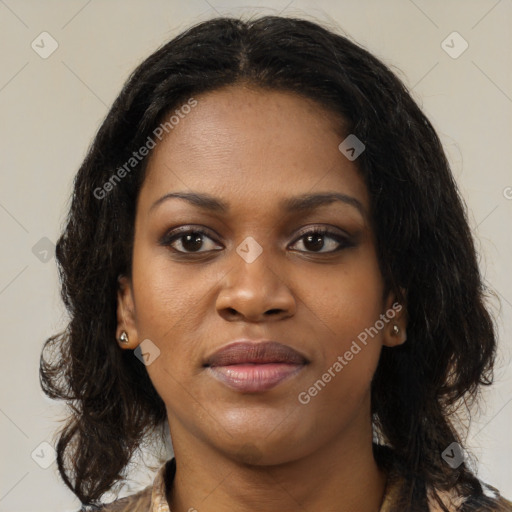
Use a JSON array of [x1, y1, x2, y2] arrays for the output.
[[304, 255, 385, 346], [298, 254, 385, 397], [130, 250, 204, 382], [132, 261, 209, 426], [131, 243, 202, 333]]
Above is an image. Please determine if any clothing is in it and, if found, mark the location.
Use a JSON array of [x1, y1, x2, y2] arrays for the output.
[[84, 457, 512, 512]]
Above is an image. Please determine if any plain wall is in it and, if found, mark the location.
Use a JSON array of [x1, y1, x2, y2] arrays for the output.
[[0, 1, 511, 511]]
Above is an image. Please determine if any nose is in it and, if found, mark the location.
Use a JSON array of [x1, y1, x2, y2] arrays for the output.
[[216, 249, 296, 322]]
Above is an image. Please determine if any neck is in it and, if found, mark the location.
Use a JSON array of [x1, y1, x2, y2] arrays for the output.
[[167, 410, 387, 512]]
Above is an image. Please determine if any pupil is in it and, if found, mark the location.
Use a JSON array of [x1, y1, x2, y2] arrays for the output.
[[305, 233, 324, 251], [183, 233, 203, 252]]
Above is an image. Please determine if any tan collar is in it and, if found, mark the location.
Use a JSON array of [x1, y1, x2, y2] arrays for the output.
[[150, 458, 174, 512], [98, 455, 510, 511], [150, 458, 403, 512]]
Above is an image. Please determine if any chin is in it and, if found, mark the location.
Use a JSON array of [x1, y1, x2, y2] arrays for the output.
[[214, 423, 313, 467]]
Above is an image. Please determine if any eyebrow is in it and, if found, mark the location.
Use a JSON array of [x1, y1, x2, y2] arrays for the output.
[[149, 191, 366, 218]]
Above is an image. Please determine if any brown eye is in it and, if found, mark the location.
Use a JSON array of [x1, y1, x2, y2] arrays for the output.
[[290, 228, 352, 253], [160, 227, 222, 254]]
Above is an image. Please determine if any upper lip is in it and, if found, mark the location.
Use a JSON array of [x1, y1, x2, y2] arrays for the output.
[[204, 340, 308, 367]]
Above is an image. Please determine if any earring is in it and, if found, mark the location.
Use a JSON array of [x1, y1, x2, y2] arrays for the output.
[[391, 324, 400, 336], [118, 331, 129, 344]]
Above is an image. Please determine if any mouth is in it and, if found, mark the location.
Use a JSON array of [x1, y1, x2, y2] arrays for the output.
[[204, 340, 308, 393]]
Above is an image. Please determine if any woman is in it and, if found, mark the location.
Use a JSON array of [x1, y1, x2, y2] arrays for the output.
[[40, 15, 512, 512]]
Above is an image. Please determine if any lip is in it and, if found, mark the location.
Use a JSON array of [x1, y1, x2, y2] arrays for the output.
[[204, 340, 308, 393]]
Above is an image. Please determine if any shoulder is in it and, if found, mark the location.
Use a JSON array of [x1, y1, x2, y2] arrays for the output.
[[374, 444, 512, 511], [75, 458, 175, 512], [77, 485, 153, 512], [428, 481, 512, 511]]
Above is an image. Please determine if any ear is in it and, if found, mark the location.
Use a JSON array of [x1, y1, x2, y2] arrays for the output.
[[116, 274, 139, 349], [382, 288, 407, 348]]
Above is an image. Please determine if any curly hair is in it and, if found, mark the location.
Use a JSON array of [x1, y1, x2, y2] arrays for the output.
[[40, 15, 506, 511]]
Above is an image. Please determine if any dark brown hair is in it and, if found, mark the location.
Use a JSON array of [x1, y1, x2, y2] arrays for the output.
[[40, 15, 508, 511]]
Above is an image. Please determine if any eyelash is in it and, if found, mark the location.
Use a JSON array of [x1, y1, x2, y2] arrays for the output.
[[159, 225, 354, 256]]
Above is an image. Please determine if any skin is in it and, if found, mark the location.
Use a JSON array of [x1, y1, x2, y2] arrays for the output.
[[116, 84, 407, 512]]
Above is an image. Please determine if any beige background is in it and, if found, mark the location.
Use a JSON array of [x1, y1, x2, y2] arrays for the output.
[[0, 1, 511, 510]]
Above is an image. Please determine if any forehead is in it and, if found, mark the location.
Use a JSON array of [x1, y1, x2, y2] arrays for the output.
[[138, 84, 369, 215]]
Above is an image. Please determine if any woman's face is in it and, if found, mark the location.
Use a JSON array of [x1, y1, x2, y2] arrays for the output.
[[118, 84, 406, 465]]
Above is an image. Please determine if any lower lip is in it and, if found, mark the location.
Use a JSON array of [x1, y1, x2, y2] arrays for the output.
[[207, 363, 305, 393]]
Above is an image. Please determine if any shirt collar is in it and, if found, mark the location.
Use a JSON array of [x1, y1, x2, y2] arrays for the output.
[[150, 458, 176, 512], [148, 457, 402, 512]]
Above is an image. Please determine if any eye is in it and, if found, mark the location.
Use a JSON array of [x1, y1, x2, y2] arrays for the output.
[[159, 227, 222, 254], [289, 227, 352, 253], [160, 225, 354, 256]]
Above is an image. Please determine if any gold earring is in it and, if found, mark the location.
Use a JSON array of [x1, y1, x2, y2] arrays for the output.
[[118, 331, 129, 344], [391, 324, 400, 336]]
